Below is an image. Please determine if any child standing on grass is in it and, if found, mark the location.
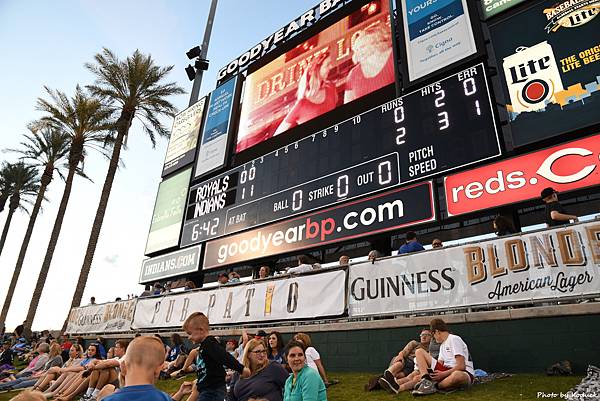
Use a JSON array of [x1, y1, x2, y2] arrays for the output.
[[184, 312, 251, 401]]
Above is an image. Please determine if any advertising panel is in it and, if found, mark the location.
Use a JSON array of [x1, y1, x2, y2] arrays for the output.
[[65, 299, 137, 334], [236, 0, 394, 153], [349, 222, 600, 317], [145, 168, 191, 255], [480, 0, 527, 20], [132, 269, 346, 328], [181, 64, 499, 247], [401, 0, 477, 81], [162, 98, 207, 177], [203, 182, 435, 268], [194, 77, 238, 179], [139, 245, 202, 284], [444, 134, 600, 216], [490, 0, 600, 147]]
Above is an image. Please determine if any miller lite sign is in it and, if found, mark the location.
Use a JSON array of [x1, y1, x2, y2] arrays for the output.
[[490, 0, 600, 147], [502, 41, 565, 113]]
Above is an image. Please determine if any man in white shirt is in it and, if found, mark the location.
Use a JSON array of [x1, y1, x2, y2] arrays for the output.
[[286, 255, 314, 274], [412, 318, 474, 396], [81, 339, 129, 401]]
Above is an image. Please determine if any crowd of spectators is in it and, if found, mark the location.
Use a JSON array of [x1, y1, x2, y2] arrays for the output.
[[4, 315, 476, 400]]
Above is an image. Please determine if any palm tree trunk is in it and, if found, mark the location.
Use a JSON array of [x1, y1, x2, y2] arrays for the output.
[[15, 166, 76, 331], [0, 171, 52, 329], [62, 111, 132, 332], [0, 208, 16, 256]]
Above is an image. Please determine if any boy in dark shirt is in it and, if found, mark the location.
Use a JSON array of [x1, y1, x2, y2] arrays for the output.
[[0, 341, 14, 371], [183, 312, 250, 401]]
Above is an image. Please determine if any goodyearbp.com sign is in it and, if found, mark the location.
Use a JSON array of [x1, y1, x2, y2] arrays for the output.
[[203, 183, 435, 268], [349, 222, 600, 316]]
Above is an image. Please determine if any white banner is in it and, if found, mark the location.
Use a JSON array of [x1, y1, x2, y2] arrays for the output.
[[132, 269, 346, 329], [402, 0, 476, 81], [65, 299, 137, 334], [349, 222, 600, 316]]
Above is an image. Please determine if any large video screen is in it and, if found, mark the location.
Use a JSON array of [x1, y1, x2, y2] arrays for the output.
[[236, 0, 394, 153], [490, 0, 600, 147]]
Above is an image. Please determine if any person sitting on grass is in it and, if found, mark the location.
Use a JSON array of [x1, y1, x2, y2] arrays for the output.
[[1, 342, 50, 382], [378, 328, 432, 394], [183, 312, 251, 401], [283, 341, 326, 401], [169, 347, 198, 379], [0, 341, 15, 373], [162, 333, 188, 376], [230, 338, 288, 401], [31, 344, 83, 392], [412, 318, 475, 396], [80, 339, 129, 400], [0, 342, 62, 391], [293, 333, 329, 386], [44, 343, 101, 400], [9, 389, 46, 401], [99, 336, 192, 401]]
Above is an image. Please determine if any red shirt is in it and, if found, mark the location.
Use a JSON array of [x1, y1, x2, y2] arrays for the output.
[[346, 52, 394, 99], [61, 341, 72, 351]]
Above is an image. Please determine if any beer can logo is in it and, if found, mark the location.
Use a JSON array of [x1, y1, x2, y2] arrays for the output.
[[502, 41, 565, 114]]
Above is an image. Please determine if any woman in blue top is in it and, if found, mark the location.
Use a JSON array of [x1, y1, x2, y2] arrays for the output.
[[267, 332, 285, 366], [46, 343, 101, 400], [283, 341, 327, 401]]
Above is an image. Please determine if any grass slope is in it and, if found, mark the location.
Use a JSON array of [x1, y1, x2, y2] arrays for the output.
[[0, 373, 581, 401]]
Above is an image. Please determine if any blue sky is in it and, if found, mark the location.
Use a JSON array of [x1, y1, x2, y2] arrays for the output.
[[0, 0, 319, 330]]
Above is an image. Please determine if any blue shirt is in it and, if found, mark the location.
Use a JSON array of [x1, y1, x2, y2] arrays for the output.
[[398, 241, 425, 255], [103, 384, 171, 401]]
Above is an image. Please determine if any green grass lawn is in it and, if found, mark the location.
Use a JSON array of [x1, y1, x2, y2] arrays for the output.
[[0, 372, 582, 401]]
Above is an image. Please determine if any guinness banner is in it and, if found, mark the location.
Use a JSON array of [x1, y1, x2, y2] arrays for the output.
[[349, 222, 600, 317], [132, 269, 346, 329], [65, 299, 137, 334]]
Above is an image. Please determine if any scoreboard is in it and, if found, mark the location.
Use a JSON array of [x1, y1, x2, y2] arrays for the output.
[[180, 63, 500, 246]]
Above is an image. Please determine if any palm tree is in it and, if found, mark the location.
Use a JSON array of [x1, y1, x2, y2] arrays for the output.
[[63, 48, 184, 327], [0, 162, 40, 255], [0, 165, 12, 213], [0, 129, 70, 328], [17, 86, 114, 331]]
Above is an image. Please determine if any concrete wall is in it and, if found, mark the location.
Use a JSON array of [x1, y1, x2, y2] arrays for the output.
[[310, 314, 600, 374]]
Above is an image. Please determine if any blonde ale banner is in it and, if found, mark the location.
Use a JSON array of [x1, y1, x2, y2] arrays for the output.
[[349, 222, 600, 316], [132, 269, 346, 329], [65, 299, 137, 334]]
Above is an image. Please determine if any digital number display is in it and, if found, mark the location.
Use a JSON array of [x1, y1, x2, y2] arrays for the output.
[[181, 63, 500, 246]]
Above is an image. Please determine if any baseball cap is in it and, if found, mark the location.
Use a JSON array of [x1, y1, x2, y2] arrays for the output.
[[541, 187, 557, 199], [256, 330, 268, 338]]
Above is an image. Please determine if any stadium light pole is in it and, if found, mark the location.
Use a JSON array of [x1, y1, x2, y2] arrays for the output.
[[188, 0, 219, 106]]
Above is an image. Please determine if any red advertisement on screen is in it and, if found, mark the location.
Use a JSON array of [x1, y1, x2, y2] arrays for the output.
[[236, 0, 394, 153], [444, 134, 600, 216]]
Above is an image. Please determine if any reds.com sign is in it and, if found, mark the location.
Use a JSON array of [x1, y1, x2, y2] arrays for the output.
[[444, 134, 600, 216]]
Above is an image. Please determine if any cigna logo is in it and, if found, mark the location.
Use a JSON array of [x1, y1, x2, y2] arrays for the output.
[[444, 136, 600, 216]]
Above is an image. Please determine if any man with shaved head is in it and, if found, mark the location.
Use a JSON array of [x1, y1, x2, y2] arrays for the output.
[[101, 336, 191, 401]]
